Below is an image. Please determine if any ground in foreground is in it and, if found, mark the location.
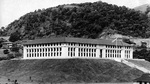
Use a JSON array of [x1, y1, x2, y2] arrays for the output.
[[0, 59, 143, 83]]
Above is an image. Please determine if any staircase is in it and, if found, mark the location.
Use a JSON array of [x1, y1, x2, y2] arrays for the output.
[[120, 59, 150, 73]]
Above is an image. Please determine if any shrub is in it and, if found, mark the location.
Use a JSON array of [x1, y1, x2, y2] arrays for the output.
[[0, 57, 10, 60], [7, 53, 15, 59], [11, 47, 19, 53], [3, 49, 9, 54], [15, 53, 22, 58]]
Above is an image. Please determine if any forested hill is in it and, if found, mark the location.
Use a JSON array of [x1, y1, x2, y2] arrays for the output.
[[5, 1, 150, 40]]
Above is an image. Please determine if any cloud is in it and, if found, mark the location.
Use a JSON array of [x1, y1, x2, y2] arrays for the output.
[[138, 0, 150, 5]]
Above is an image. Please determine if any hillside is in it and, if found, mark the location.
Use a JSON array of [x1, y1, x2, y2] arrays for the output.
[[5, 1, 150, 40], [134, 4, 150, 13], [0, 59, 143, 83]]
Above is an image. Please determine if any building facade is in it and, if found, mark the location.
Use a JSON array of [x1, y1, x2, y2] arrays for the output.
[[23, 37, 133, 59]]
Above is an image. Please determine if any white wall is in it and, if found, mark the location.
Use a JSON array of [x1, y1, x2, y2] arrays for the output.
[[23, 43, 133, 59]]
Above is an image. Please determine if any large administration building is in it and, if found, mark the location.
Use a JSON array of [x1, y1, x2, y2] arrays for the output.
[[23, 37, 133, 59]]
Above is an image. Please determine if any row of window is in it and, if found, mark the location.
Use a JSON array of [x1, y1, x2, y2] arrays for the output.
[[106, 46, 131, 49], [26, 43, 62, 48], [25, 47, 132, 59], [26, 43, 99, 48], [124, 46, 131, 49], [106, 45, 122, 49], [125, 50, 131, 58], [106, 49, 122, 58], [26, 47, 62, 57], [78, 48, 96, 57], [68, 43, 97, 47], [68, 47, 75, 57], [27, 48, 62, 52], [78, 44, 97, 47], [68, 47, 97, 57]]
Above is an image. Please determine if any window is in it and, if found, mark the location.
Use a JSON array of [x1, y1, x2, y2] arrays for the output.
[[94, 49, 96, 57], [43, 53, 44, 57], [68, 47, 75, 57], [40, 53, 42, 57], [89, 49, 91, 57], [125, 50, 130, 59], [78, 48, 80, 57], [86, 49, 88, 57], [51, 48, 53, 56], [37, 53, 39, 57]]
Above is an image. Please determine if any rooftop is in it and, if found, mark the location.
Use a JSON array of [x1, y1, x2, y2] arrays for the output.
[[23, 37, 132, 46]]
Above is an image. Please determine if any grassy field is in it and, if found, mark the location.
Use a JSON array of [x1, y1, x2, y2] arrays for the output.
[[0, 59, 143, 83], [127, 59, 150, 71]]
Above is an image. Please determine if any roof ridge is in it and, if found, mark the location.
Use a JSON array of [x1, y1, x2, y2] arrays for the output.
[[23, 37, 131, 46]]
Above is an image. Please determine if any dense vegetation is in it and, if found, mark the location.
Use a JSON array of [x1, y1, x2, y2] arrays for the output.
[[134, 44, 150, 61], [4, 1, 150, 40], [0, 59, 143, 83]]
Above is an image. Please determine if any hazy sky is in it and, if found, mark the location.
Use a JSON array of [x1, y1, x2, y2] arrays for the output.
[[0, 0, 150, 28]]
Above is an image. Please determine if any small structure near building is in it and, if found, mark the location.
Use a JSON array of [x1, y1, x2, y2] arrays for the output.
[[2, 41, 12, 49], [134, 73, 150, 84], [0, 36, 12, 49], [23, 37, 133, 59]]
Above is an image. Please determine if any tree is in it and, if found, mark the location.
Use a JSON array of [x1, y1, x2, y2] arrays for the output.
[[9, 31, 21, 42], [1, 27, 5, 31], [0, 27, 6, 36], [133, 43, 150, 61], [3, 49, 9, 54], [11, 46, 19, 53], [145, 6, 150, 15]]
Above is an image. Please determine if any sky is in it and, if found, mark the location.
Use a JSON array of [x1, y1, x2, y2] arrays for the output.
[[0, 0, 150, 28]]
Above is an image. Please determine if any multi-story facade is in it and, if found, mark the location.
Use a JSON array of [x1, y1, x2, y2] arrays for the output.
[[23, 37, 133, 59]]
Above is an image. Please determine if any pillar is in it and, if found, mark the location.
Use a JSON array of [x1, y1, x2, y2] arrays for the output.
[[61, 43, 68, 58], [96, 48, 100, 58], [130, 48, 133, 59], [102, 46, 106, 58], [23, 45, 27, 59], [75, 47, 79, 58], [31, 48, 33, 57], [121, 47, 125, 59]]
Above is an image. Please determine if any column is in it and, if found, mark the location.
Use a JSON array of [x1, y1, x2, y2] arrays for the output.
[[23, 45, 27, 59], [96, 49, 100, 58], [30, 47, 33, 57], [41, 47, 43, 57], [121, 47, 125, 59], [102, 49, 106, 58], [47, 48, 49, 57], [61, 43, 68, 58], [130, 48, 133, 59], [75, 46, 79, 58]]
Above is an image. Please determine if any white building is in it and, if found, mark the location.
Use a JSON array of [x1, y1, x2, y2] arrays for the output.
[[23, 37, 133, 59]]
